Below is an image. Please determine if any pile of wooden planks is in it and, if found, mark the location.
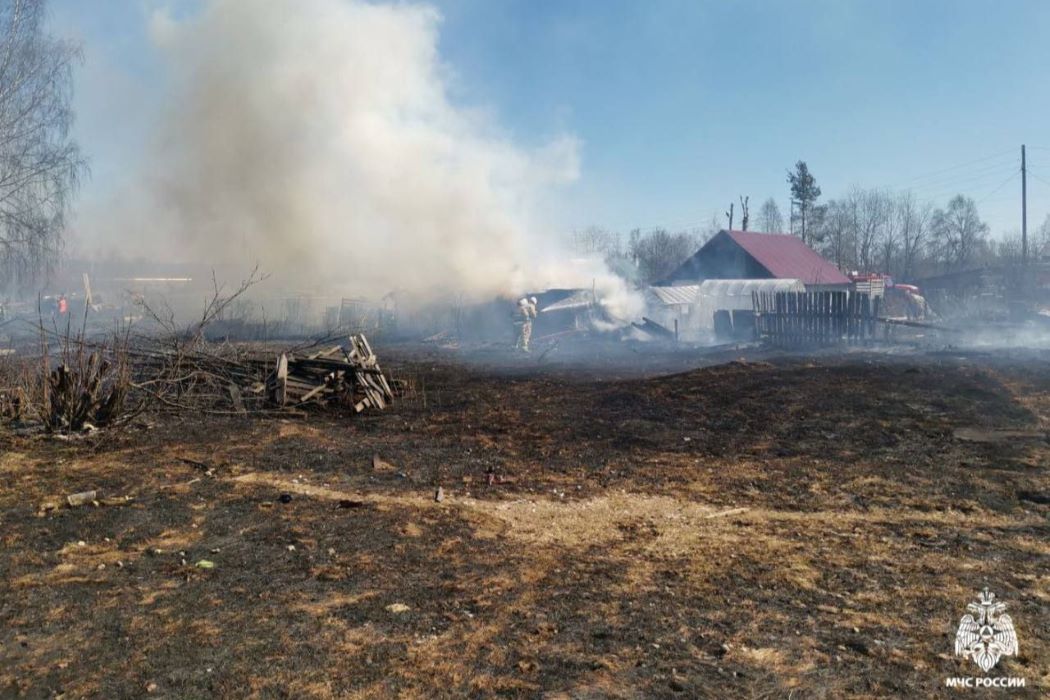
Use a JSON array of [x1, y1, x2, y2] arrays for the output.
[[267, 334, 394, 412]]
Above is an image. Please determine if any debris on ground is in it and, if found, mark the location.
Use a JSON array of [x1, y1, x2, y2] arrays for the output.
[[632, 316, 676, 341], [66, 490, 97, 507], [36, 501, 58, 516], [98, 495, 133, 507], [338, 499, 366, 509]]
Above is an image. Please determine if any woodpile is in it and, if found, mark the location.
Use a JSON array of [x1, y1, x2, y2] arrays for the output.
[[138, 333, 396, 413], [266, 334, 394, 412]]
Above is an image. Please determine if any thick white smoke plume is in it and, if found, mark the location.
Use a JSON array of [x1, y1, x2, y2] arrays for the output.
[[80, 0, 641, 320]]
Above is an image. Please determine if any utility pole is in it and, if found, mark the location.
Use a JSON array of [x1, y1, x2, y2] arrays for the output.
[[1022, 144, 1027, 265]]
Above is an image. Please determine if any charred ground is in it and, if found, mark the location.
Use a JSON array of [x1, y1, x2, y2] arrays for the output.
[[1, 346, 1048, 698]]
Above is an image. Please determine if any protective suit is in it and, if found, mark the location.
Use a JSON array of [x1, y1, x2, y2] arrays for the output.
[[515, 297, 538, 351]]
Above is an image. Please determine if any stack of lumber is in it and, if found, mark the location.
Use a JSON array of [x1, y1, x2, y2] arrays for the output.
[[267, 334, 394, 412]]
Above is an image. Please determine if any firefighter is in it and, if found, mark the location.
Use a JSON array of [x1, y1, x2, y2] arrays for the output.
[[515, 296, 537, 352]]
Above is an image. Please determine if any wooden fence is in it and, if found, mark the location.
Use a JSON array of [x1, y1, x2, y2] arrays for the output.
[[751, 291, 880, 347]]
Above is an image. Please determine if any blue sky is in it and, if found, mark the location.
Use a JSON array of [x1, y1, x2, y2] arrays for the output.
[[53, 0, 1050, 240]]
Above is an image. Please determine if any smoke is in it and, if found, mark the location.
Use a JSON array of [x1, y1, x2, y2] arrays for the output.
[[73, 0, 642, 318]]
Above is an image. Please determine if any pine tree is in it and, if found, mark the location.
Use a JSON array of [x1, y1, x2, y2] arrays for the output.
[[787, 161, 821, 244]]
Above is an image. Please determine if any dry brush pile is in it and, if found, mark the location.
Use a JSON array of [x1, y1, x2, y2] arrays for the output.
[[0, 327, 395, 433], [0, 273, 394, 433]]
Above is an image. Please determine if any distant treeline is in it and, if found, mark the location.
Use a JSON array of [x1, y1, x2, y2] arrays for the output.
[[575, 188, 1049, 286]]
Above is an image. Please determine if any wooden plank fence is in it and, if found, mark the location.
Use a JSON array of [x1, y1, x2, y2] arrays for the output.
[[751, 291, 880, 348]]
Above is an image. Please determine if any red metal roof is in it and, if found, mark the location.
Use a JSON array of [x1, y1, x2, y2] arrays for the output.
[[725, 230, 850, 286]]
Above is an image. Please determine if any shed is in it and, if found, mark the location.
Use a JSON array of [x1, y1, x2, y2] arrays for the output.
[[647, 278, 804, 340]]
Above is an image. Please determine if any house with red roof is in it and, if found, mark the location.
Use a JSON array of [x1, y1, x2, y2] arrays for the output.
[[661, 229, 851, 291]]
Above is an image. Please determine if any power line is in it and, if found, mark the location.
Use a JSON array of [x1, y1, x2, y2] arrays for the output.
[[906, 161, 1019, 197], [900, 148, 1015, 184], [1026, 168, 1050, 189], [912, 172, 1020, 205], [975, 171, 1020, 205], [905, 156, 1017, 189]]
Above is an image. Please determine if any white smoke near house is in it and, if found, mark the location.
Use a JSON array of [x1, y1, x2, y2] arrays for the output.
[[75, 0, 641, 321]]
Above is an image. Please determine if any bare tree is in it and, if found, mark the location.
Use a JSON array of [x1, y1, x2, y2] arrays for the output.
[[739, 196, 749, 231], [815, 198, 855, 270], [1033, 214, 1050, 261], [814, 188, 901, 274], [756, 197, 784, 233], [0, 0, 83, 289], [878, 200, 900, 275], [895, 192, 931, 281], [853, 188, 892, 272], [699, 213, 722, 241], [629, 228, 701, 285], [996, 231, 1024, 266], [930, 195, 989, 272], [570, 226, 621, 257]]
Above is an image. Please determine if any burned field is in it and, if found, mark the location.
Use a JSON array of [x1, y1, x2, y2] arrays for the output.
[[1, 348, 1048, 698]]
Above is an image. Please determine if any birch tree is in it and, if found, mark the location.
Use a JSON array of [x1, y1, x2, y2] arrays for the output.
[[0, 0, 83, 287]]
